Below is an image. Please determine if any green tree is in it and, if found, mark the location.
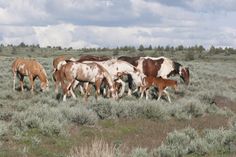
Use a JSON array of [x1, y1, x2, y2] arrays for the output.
[[11, 47, 17, 55], [138, 44, 144, 51], [209, 46, 216, 55], [148, 45, 152, 50]]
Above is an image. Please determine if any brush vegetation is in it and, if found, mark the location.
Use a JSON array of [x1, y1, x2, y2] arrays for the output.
[[0, 47, 236, 156]]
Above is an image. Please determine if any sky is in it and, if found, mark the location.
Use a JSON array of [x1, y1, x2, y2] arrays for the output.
[[0, 0, 236, 49]]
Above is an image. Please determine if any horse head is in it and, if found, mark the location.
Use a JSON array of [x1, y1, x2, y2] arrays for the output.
[[40, 79, 49, 92], [180, 67, 190, 85]]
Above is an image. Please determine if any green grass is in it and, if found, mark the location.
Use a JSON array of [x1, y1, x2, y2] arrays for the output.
[[0, 52, 236, 156]]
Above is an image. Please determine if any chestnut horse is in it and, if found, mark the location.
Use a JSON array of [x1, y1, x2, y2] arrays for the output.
[[12, 58, 49, 93], [52, 56, 77, 94], [140, 76, 178, 103], [59, 61, 117, 101]]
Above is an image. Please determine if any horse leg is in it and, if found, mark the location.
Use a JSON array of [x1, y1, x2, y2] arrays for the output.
[[157, 90, 162, 101], [145, 88, 150, 100], [70, 88, 76, 99], [18, 74, 24, 92], [95, 79, 102, 101], [29, 75, 35, 94], [83, 83, 90, 102], [78, 85, 85, 95], [127, 74, 133, 96], [140, 87, 144, 99], [116, 79, 125, 97], [163, 89, 171, 103], [13, 72, 16, 90]]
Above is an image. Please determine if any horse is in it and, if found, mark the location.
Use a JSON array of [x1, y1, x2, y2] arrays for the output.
[[137, 56, 190, 85], [77, 54, 111, 62], [140, 76, 178, 103], [118, 56, 140, 67], [119, 56, 189, 94], [58, 61, 117, 101], [82, 59, 145, 97], [12, 58, 49, 93], [52, 56, 77, 94]]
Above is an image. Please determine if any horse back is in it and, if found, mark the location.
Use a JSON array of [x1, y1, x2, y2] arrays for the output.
[[118, 56, 140, 66], [142, 58, 164, 77]]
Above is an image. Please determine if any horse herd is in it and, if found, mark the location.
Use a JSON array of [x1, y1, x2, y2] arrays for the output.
[[11, 55, 190, 103]]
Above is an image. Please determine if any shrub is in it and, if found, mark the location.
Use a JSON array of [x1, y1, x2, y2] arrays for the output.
[[62, 106, 98, 125], [0, 121, 8, 138], [130, 148, 148, 157]]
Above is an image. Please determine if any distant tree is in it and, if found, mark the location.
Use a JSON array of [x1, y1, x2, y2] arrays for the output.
[[176, 45, 184, 51], [113, 47, 119, 56], [198, 45, 205, 53], [11, 47, 17, 55], [209, 46, 216, 55], [148, 45, 152, 50], [165, 45, 170, 51], [18, 42, 26, 47], [138, 44, 144, 51]]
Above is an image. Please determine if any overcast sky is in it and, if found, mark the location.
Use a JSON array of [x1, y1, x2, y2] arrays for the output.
[[0, 0, 236, 48]]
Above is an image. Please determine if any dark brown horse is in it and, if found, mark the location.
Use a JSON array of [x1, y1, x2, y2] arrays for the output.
[[77, 55, 111, 62]]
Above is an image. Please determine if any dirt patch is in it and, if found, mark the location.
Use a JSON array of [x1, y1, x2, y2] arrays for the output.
[[213, 95, 236, 112], [68, 114, 229, 154]]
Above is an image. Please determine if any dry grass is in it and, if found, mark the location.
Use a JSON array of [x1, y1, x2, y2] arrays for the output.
[[68, 139, 117, 157]]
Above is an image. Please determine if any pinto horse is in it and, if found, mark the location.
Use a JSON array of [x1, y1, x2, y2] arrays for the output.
[[140, 76, 178, 103], [59, 61, 117, 101], [52, 56, 77, 94], [83, 59, 145, 97], [137, 56, 190, 85], [12, 58, 49, 93], [119, 56, 189, 94]]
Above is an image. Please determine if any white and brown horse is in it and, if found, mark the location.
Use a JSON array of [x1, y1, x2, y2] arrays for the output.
[[83, 59, 145, 97], [52, 56, 77, 94], [12, 58, 49, 93], [118, 56, 189, 94], [59, 61, 117, 101]]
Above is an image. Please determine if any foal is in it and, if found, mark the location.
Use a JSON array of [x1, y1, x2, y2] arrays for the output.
[[140, 76, 178, 103]]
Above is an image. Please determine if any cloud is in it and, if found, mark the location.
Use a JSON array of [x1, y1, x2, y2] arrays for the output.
[[0, 0, 236, 48]]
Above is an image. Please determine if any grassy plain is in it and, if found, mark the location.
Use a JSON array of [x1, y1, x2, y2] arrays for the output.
[[0, 50, 236, 157]]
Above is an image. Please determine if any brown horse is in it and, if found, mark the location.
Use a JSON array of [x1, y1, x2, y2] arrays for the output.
[[140, 76, 178, 103], [77, 55, 111, 62], [52, 56, 77, 94], [12, 58, 49, 93], [59, 61, 117, 101]]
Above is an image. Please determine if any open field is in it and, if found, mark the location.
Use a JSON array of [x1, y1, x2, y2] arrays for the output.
[[0, 52, 236, 157]]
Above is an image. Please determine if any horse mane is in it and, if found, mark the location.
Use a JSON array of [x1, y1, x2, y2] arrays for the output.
[[173, 61, 182, 74]]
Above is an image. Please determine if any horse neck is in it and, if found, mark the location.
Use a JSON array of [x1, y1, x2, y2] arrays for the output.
[[96, 64, 113, 87], [173, 61, 182, 75], [38, 69, 48, 84]]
